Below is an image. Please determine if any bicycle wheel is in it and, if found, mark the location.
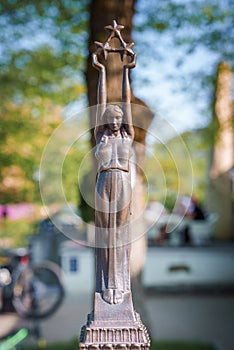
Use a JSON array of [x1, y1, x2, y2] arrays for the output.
[[12, 261, 65, 319]]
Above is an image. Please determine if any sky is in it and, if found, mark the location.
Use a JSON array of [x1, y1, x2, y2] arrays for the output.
[[131, 28, 219, 135], [129, 0, 233, 135]]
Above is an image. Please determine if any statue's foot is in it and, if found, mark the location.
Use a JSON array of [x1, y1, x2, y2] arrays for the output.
[[102, 289, 114, 304], [113, 289, 123, 304]]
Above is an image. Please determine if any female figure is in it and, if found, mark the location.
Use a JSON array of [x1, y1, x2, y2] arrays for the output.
[[93, 51, 136, 304]]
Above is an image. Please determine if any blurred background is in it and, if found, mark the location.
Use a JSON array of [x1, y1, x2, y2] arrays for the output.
[[0, 1, 233, 350]]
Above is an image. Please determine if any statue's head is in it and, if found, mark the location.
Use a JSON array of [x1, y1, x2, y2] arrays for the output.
[[103, 104, 123, 132]]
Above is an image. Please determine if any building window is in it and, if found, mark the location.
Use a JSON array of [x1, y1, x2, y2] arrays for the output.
[[69, 257, 78, 272]]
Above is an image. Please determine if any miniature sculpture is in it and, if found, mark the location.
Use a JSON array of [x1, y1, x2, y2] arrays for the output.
[[79, 20, 150, 350]]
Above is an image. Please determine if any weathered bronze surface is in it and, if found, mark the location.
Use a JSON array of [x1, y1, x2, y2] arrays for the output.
[[79, 20, 150, 350]]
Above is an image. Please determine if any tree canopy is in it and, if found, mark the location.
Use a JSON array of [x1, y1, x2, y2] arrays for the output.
[[0, 0, 88, 203], [0, 0, 232, 204], [136, 0, 233, 63]]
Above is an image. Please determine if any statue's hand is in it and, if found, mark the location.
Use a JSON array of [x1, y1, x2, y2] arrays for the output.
[[92, 53, 105, 71], [124, 53, 136, 69]]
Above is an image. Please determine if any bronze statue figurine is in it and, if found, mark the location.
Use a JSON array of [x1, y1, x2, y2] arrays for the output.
[[93, 23, 136, 305], [80, 20, 150, 350]]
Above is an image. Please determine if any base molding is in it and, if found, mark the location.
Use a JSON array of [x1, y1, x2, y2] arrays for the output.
[[79, 292, 150, 350], [79, 312, 150, 350]]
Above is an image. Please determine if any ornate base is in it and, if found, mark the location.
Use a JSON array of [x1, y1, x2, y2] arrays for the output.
[[79, 293, 150, 350]]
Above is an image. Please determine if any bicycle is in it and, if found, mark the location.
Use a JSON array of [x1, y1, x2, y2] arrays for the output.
[[0, 248, 65, 348]]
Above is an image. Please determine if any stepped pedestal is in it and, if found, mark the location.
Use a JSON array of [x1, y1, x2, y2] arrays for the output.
[[79, 292, 150, 350]]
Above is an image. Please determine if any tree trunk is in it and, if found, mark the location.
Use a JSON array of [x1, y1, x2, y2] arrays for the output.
[[208, 62, 233, 239], [86, 0, 153, 323]]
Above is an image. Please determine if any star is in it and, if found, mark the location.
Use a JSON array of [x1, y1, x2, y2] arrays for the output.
[[125, 42, 135, 56], [94, 41, 104, 49], [93, 20, 135, 61], [94, 41, 111, 59], [105, 20, 124, 34], [104, 20, 125, 42]]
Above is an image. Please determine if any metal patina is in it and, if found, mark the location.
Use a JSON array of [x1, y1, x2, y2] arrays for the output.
[[79, 20, 151, 350]]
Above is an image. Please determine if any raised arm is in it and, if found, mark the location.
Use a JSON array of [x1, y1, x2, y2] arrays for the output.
[[122, 53, 136, 139], [92, 53, 107, 142]]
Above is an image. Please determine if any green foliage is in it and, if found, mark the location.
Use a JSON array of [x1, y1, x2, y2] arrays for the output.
[[164, 191, 177, 212], [181, 130, 210, 203], [0, 219, 36, 247], [0, 105, 61, 203], [78, 169, 95, 223], [146, 129, 209, 209], [1, 47, 85, 104], [62, 142, 91, 205], [135, 0, 233, 138], [0, 0, 88, 204], [136, 0, 233, 66]]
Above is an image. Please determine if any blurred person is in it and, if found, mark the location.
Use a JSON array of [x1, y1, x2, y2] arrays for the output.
[[156, 224, 169, 246], [189, 195, 206, 221], [177, 195, 206, 244]]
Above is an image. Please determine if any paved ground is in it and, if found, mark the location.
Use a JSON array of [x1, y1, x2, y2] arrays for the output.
[[1, 291, 234, 350], [145, 292, 234, 350]]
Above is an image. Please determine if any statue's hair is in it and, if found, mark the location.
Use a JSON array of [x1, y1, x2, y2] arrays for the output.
[[103, 104, 123, 121]]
